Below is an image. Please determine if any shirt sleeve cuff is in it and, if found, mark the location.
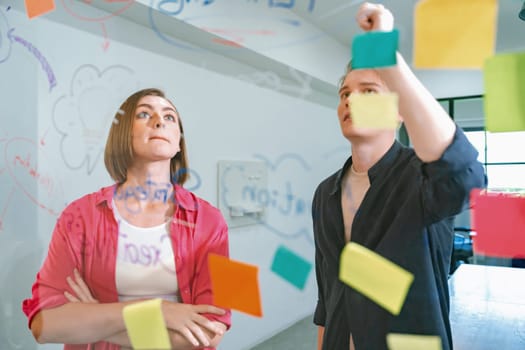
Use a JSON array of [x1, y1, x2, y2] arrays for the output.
[[424, 123, 479, 175]]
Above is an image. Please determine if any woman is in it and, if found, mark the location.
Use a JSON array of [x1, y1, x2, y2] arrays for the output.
[[22, 88, 230, 349]]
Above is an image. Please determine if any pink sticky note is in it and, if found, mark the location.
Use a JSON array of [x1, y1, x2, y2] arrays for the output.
[[471, 189, 525, 258]]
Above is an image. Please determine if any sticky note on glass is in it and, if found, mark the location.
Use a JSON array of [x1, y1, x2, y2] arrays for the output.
[[351, 29, 398, 69], [483, 52, 525, 132], [387, 333, 442, 350], [413, 0, 497, 69], [339, 242, 414, 315], [270, 245, 312, 290], [209, 254, 263, 317], [25, 0, 56, 19], [122, 298, 171, 350], [350, 93, 399, 129], [471, 189, 525, 258]]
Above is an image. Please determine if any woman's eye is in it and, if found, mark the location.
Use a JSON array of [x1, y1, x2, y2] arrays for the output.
[[165, 114, 176, 122], [137, 111, 150, 119], [340, 92, 350, 100], [363, 89, 377, 94]]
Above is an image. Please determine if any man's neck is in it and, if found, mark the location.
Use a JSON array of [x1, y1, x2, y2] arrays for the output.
[[350, 136, 396, 173]]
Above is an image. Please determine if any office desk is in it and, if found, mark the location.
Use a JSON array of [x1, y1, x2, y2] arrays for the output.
[[449, 264, 525, 350]]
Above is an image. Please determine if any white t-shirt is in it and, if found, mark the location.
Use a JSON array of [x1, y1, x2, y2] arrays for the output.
[[341, 165, 371, 243], [341, 165, 370, 350], [113, 201, 180, 302]]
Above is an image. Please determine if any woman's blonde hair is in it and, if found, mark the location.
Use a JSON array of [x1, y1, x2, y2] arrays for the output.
[[104, 88, 189, 185]]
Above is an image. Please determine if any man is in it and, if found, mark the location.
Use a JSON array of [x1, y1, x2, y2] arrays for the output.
[[312, 3, 485, 350]]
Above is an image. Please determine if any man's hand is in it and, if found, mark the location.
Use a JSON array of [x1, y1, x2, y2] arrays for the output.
[[356, 2, 394, 32]]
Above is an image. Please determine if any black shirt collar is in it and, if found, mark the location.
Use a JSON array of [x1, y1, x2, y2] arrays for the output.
[[330, 140, 404, 195]]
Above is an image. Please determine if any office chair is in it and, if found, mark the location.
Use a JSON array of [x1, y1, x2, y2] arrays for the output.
[[450, 227, 473, 275]]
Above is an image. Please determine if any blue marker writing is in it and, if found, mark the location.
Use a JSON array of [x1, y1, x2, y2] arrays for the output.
[[0, 9, 12, 63], [8, 29, 57, 91], [269, 0, 315, 12]]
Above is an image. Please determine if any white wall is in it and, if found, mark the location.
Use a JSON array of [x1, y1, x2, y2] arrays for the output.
[[0, 9, 41, 350], [1, 1, 497, 349], [0, 3, 348, 350]]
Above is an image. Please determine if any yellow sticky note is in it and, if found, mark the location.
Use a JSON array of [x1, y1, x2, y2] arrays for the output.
[[387, 333, 442, 350], [350, 93, 399, 129], [483, 52, 525, 132], [339, 242, 414, 315], [122, 298, 171, 350], [414, 0, 498, 68]]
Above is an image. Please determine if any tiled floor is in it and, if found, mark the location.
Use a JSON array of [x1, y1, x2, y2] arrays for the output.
[[251, 315, 317, 350]]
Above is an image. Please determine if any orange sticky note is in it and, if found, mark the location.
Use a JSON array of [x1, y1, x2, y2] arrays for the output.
[[25, 0, 56, 19], [208, 254, 263, 317]]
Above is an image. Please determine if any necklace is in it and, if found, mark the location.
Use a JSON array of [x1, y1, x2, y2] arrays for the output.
[[350, 165, 367, 176]]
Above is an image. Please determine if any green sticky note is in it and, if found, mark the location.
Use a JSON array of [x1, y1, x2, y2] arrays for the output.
[[483, 52, 525, 132], [350, 92, 399, 129], [339, 242, 414, 315], [122, 298, 171, 350], [387, 333, 442, 350], [270, 245, 312, 290], [352, 29, 398, 69]]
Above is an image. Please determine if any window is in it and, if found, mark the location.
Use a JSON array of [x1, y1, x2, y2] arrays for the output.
[[440, 96, 525, 268], [465, 130, 525, 192], [436, 95, 525, 193]]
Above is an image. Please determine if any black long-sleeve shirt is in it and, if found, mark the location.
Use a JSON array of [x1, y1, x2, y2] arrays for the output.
[[312, 126, 485, 350]]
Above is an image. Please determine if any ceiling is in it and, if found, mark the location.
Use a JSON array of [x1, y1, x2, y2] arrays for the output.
[[290, 0, 525, 57], [292, 0, 416, 48], [7, 0, 524, 99], [56, 1, 525, 72]]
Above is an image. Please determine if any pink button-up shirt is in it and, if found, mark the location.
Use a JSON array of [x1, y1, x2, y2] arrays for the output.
[[22, 184, 231, 350]]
